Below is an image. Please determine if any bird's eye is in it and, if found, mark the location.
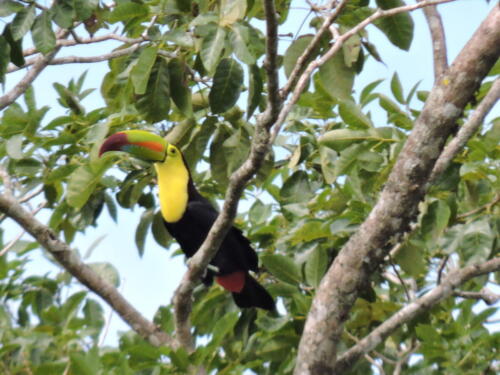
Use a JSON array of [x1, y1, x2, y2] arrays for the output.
[[169, 147, 177, 155]]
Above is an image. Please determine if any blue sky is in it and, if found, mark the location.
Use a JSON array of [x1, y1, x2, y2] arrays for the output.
[[2, 0, 498, 345]]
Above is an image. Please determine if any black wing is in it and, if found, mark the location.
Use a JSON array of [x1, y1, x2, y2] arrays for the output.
[[164, 200, 258, 274]]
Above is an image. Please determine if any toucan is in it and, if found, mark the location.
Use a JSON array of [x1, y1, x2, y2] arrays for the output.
[[99, 130, 275, 311]]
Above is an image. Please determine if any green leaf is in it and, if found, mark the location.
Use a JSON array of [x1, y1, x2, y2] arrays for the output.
[[45, 164, 78, 183], [374, 0, 414, 51], [280, 170, 314, 204], [104, 193, 117, 222], [6, 134, 24, 159], [318, 51, 356, 101], [249, 199, 272, 225], [131, 45, 158, 95], [74, 0, 98, 21], [247, 64, 263, 119], [0, 36, 10, 84], [209, 311, 239, 346], [136, 57, 170, 122], [31, 11, 56, 55], [135, 209, 154, 257], [283, 35, 316, 78], [3, 25, 25, 67], [200, 25, 226, 74], [0, 0, 24, 17], [319, 145, 337, 184], [390, 72, 405, 104], [231, 22, 264, 65], [10, 4, 36, 41], [70, 347, 101, 375], [320, 129, 371, 151], [152, 210, 171, 248], [261, 254, 302, 285], [360, 79, 384, 105], [289, 220, 331, 246], [83, 299, 105, 342], [107, 2, 148, 23], [168, 58, 192, 116], [66, 163, 107, 209], [51, 0, 74, 29], [220, 0, 247, 26], [342, 32, 361, 68], [88, 262, 120, 287], [305, 247, 328, 288], [458, 220, 494, 266], [209, 58, 244, 114], [338, 100, 373, 129], [394, 241, 426, 277], [421, 200, 451, 242]]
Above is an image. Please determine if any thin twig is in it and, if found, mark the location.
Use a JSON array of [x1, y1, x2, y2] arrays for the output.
[[0, 165, 14, 196], [457, 193, 500, 220], [8, 45, 142, 73], [394, 341, 420, 375], [0, 230, 25, 257], [273, 0, 456, 143], [430, 77, 500, 183], [418, 0, 448, 80], [18, 186, 44, 203], [280, 0, 349, 100], [437, 255, 450, 285], [13, 33, 144, 66], [0, 31, 69, 110], [454, 288, 499, 305], [335, 257, 500, 372]]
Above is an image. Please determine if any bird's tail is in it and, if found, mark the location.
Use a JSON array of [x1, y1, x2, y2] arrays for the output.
[[232, 273, 275, 311]]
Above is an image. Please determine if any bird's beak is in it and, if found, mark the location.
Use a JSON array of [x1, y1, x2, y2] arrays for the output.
[[99, 130, 168, 162]]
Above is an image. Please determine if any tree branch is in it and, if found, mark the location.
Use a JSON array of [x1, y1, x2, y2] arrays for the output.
[[272, 0, 457, 143], [8, 45, 143, 73], [454, 288, 500, 305], [19, 33, 144, 60], [418, 0, 448, 80], [334, 257, 500, 372], [0, 50, 57, 111], [280, 0, 349, 99], [294, 6, 500, 374], [0, 192, 173, 348], [429, 76, 500, 183], [171, 0, 282, 350]]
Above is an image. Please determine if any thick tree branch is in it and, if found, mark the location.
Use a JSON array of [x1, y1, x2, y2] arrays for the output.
[[0, 192, 173, 348], [172, 0, 282, 350], [294, 6, 500, 374], [429, 77, 500, 183], [418, 0, 448, 80], [334, 257, 500, 372]]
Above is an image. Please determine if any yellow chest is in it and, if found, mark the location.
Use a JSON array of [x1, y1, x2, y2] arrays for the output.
[[154, 159, 189, 223]]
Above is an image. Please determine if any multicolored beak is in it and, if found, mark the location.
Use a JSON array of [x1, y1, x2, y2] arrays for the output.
[[99, 130, 168, 162]]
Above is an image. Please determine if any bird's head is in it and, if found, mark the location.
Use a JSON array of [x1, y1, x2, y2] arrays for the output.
[[99, 130, 181, 163]]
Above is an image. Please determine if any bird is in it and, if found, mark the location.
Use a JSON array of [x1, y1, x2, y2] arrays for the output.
[[99, 129, 275, 311]]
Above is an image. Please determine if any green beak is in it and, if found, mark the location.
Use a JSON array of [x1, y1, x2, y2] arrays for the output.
[[99, 130, 168, 162]]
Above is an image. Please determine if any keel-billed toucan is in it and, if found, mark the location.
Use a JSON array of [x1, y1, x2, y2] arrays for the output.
[[99, 130, 275, 311]]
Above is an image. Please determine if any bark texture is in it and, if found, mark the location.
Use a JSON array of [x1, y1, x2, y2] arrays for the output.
[[294, 7, 500, 374]]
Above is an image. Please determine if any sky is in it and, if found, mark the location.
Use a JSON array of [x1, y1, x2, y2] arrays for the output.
[[1, 0, 498, 346]]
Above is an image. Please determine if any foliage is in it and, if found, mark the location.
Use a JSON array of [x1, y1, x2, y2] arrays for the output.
[[0, 0, 498, 374]]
